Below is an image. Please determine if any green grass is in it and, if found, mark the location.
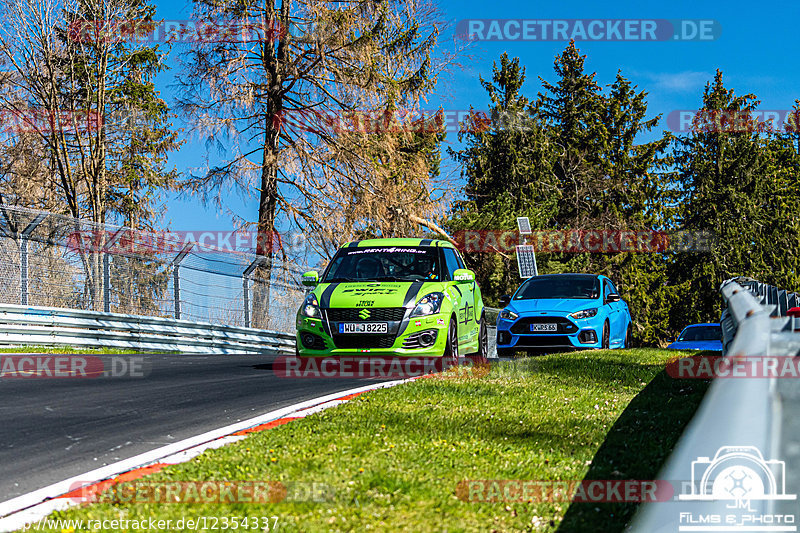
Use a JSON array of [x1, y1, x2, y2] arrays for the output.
[[0, 346, 146, 354], [33, 348, 709, 532]]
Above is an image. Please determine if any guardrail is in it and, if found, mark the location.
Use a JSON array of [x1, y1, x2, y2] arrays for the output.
[[628, 277, 800, 530], [0, 303, 296, 354], [0, 304, 501, 356]]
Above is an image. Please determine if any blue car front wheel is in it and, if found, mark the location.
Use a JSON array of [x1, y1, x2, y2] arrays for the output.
[[602, 321, 610, 349]]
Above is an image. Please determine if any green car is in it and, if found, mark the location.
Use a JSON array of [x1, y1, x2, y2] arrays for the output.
[[295, 238, 488, 360]]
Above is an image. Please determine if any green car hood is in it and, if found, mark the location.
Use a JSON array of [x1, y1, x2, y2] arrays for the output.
[[314, 281, 446, 308]]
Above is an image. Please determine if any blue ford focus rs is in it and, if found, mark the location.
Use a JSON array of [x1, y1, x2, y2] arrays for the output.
[[666, 323, 722, 351], [496, 273, 632, 356]]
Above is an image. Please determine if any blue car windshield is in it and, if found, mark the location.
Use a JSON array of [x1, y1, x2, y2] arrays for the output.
[[678, 326, 721, 341], [514, 276, 600, 300]]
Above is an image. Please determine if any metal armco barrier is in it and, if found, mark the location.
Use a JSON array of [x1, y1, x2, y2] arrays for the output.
[[628, 277, 800, 531], [0, 303, 295, 354]]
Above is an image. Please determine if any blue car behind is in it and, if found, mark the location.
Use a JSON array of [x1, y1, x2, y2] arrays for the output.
[[496, 273, 632, 356], [667, 323, 722, 351]]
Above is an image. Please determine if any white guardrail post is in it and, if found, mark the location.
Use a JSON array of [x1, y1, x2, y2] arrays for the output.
[[627, 277, 800, 532], [484, 306, 499, 358], [0, 303, 295, 354]]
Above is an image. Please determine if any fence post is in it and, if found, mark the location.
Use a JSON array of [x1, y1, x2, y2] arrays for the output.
[[20, 237, 28, 305], [19, 213, 47, 306], [101, 229, 127, 313], [103, 253, 110, 312], [242, 276, 249, 327], [173, 265, 180, 319], [242, 257, 265, 328], [171, 243, 194, 320]]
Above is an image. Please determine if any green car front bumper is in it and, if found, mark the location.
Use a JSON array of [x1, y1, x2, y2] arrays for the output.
[[296, 312, 450, 357]]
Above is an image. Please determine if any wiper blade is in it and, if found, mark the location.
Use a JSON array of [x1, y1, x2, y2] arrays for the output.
[[324, 276, 429, 283], [373, 276, 427, 282]]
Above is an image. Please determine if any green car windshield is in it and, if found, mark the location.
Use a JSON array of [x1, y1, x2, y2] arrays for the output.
[[322, 246, 442, 283]]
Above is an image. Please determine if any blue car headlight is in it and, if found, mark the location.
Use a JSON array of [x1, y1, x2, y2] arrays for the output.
[[499, 309, 518, 320], [569, 308, 598, 320], [410, 292, 444, 317]]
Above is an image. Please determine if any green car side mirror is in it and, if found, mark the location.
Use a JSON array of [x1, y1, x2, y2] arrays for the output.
[[453, 268, 476, 284], [301, 271, 319, 287]]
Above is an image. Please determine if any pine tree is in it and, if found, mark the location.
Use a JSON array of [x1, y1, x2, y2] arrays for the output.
[[670, 70, 777, 326], [537, 42, 605, 228], [447, 53, 557, 304], [535, 44, 671, 343]]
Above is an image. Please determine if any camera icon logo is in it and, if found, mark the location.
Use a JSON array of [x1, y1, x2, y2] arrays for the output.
[[679, 446, 796, 501]]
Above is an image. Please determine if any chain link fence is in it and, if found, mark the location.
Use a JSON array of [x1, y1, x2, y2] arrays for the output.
[[0, 205, 307, 332]]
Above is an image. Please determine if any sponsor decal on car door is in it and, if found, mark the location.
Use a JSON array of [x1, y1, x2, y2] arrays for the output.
[[443, 247, 476, 345]]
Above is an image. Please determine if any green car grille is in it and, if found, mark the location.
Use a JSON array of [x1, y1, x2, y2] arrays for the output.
[[331, 334, 397, 349], [325, 307, 406, 322]]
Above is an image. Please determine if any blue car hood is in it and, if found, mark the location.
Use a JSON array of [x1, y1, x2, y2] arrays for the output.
[[667, 340, 723, 351], [510, 299, 598, 314]]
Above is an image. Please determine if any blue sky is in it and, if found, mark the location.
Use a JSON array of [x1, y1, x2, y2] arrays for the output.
[[153, 0, 800, 232]]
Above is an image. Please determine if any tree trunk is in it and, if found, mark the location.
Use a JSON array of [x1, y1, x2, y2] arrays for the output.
[[252, 119, 280, 329], [251, 2, 285, 330]]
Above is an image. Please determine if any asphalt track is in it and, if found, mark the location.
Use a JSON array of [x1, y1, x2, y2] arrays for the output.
[[0, 354, 381, 501]]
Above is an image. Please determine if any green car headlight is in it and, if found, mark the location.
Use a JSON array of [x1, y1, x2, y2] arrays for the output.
[[569, 308, 598, 320], [300, 293, 320, 318], [410, 292, 444, 317]]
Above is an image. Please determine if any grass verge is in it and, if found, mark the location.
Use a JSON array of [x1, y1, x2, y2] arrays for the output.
[[33, 348, 709, 532]]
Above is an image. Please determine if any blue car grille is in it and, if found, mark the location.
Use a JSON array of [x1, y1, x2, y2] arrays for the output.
[[515, 335, 573, 347], [510, 316, 578, 335]]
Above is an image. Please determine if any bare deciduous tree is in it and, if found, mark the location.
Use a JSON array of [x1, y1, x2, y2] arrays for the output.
[[177, 0, 459, 326], [0, 0, 180, 308]]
